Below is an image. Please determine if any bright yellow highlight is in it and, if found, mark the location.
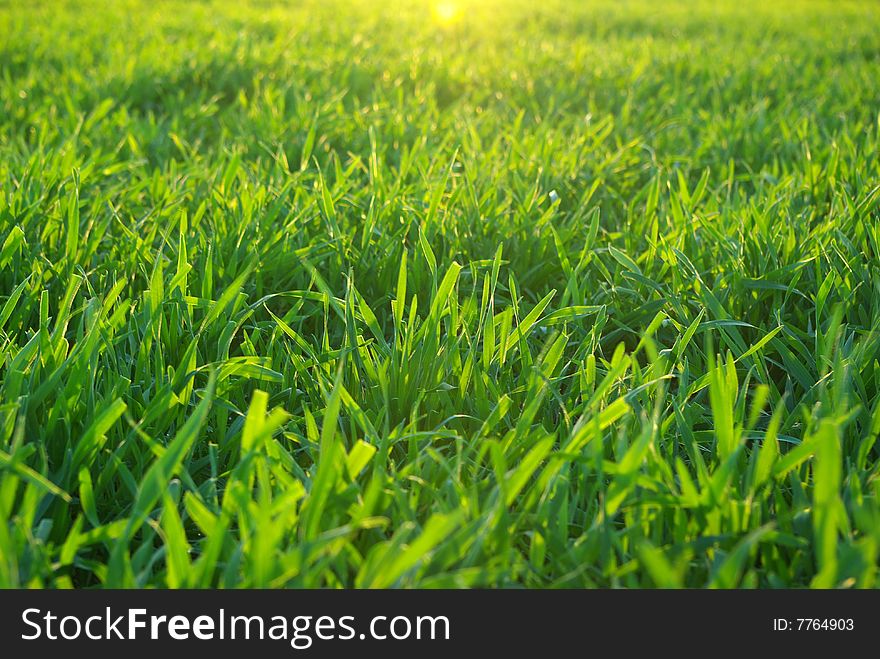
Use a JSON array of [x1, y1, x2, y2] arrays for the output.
[[433, 1, 461, 25]]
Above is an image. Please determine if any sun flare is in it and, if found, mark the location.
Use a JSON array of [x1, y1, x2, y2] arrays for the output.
[[433, 1, 461, 25]]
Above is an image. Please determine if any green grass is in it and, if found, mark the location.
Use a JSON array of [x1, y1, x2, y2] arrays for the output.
[[1, 0, 880, 588]]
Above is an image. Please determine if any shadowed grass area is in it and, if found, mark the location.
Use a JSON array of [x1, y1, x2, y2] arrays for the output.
[[1, 0, 879, 588]]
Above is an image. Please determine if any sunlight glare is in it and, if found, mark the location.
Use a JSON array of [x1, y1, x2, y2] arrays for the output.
[[433, 1, 461, 26]]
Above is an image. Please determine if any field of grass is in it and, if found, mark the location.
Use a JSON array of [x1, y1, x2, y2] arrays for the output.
[[1, 0, 880, 588]]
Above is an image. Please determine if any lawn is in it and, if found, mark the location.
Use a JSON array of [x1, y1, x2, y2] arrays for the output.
[[1, 0, 879, 588]]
